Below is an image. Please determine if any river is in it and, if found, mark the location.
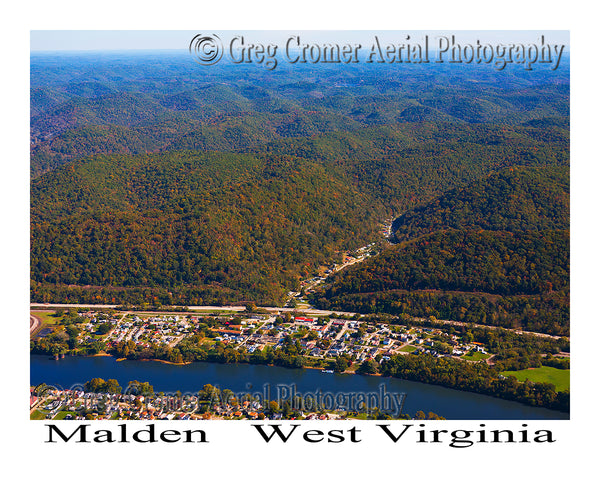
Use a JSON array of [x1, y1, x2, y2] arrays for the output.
[[30, 354, 568, 420]]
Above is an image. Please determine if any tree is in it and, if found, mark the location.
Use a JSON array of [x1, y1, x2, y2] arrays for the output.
[[127, 381, 154, 397], [427, 411, 445, 420], [357, 359, 379, 375], [65, 325, 80, 338], [199, 384, 219, 402], [282, 401, 293, 418], [84, 378, 106, 393], [306, 330, 319, 341], [334, 356, 350, 373], [96, 323, 113, 335]]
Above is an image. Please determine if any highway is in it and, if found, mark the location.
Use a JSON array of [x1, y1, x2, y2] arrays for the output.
[[30, 303, 565, 340], [30, 303, 359, 317]]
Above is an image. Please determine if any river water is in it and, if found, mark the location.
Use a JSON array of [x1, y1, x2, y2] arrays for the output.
[[30, 354, 568, 420]]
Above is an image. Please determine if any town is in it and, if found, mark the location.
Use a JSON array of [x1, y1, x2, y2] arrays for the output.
[[30, 380, 418, 421], [33, 305, 491, 370], [30, 242, 569, 420], [100, 311, 488, 363], [31, 382, 324, 421]]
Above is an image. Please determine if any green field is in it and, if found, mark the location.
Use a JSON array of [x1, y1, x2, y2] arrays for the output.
[[31, 310, 61, 326], [400, 345, 417, 353], [463, 351, 491, 361], [501, 366, 570, 392], [53, 410, 73, 420], [30, 409, 46, 420]]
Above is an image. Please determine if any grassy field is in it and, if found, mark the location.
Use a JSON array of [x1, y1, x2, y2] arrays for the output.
[[31, 310, 63, 338], [346, 362, 360, 373], [501, 366, 570, 392], [463, 351, 491, 361], [400, 345, 417, 353], [31, 310, 61, 326], [30, 409, 46, 420], [53, 410, 73, 420]]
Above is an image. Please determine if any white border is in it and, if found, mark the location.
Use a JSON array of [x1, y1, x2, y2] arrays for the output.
[[4, 0, 598, 476]]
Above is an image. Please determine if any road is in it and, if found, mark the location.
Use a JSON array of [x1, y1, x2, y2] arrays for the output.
[[30, 303, 359, 317], [408, 316, 565, 340], [30, 314, 41, 335], [30, 303, 567, 340]]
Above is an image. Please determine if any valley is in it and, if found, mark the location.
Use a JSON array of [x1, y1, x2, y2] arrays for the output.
[[30, 49, 570, 417]]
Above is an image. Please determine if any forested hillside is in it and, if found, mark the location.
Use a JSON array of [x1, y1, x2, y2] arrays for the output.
[[312, 165, 569, 335], [31, 123, 568, 308], [31, 53, 569, 328], [323, 229, 568, 297], [31, 151, 381, 305], [390, 166, 569, 242], [31, 52, 569, 177]]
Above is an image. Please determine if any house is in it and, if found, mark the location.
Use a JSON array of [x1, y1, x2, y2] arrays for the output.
[[212, 328, 242, 337], [295, 317, 315, 325]]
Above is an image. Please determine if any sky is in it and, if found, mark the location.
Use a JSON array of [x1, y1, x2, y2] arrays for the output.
[[30, 30, 570, 52]]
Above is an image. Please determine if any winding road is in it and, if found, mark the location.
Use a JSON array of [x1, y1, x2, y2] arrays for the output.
[[30, 314, 41, 335]]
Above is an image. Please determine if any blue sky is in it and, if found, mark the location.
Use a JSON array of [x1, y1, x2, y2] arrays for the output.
[[31, 30, 569, 52]]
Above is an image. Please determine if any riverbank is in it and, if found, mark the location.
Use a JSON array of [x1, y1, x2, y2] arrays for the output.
[[51, 350, 567, 413], [140, 358, 193, 366], [30, 354, 568, 420], [88, 352, 191, 366]]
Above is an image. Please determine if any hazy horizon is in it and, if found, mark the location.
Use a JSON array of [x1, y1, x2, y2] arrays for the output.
[[31, 30, 570, 52]]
